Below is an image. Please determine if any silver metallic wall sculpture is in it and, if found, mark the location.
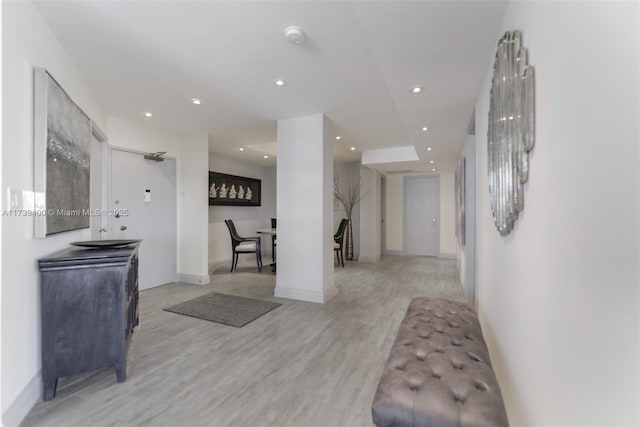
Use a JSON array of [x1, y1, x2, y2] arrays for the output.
[[487, 31, 535, 236]]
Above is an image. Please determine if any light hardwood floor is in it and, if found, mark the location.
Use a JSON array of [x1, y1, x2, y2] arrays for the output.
[[21, 256, 464, 427]]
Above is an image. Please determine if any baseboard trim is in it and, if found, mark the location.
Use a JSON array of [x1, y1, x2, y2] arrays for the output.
[[208, 260, 228, 274], [383, 250, 405, 256], [358, 255, 380, 263], [323, 285, 338, 303], [438, 253, 456, 259], [274, 284, 337, 304], [177, 273, 210, 285], [209, 257, 270, 274], [2, 370, 41, 427]]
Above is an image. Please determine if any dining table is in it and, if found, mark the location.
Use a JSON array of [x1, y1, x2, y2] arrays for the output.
[[256, 228, 277, 272]]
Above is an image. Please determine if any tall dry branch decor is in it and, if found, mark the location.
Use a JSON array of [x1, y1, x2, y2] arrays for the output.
[[334, 177, 364, 260]]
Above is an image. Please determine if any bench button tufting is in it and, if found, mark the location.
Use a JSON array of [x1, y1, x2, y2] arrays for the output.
[[408, 377, 423, 391], [453, 393, 466, 404], [417, 329, 431, 339], [467, 351, 483, 362], [415, 349, 427, 360], [475, 381, 489, 392], [394, 359, 407, 370]]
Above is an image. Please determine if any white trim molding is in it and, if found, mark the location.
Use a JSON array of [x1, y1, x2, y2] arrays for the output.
[[274, 285, 337, 304], [2, 371, 41, 427], [358, 255, 380, 263], [438, 253, 456, 259], [177, 273, 210, 285], [383, 250, 405, 256], [208, 260, 228, 274]]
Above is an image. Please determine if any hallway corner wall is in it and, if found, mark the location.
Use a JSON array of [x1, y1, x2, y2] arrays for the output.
[[474, 2, 639, 425]]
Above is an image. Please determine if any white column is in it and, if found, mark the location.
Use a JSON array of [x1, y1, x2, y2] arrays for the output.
[[275, 114, 336, 303]]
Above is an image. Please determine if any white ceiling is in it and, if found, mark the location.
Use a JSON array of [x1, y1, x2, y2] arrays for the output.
[[34, 1, 506, 173]]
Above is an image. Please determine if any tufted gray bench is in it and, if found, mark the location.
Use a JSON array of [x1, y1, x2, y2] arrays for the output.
[[372, 297, 508, 427]]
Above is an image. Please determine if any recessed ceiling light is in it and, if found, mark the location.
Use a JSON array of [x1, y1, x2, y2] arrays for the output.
[[429, 160, 434, 164], [410, 86, 423, 94], [239, 148, 245, 151], [350, 147, 356, 151], [421, 126, 429, 132], [273, 79, 286, 87], [190, 98, 202, 105], [144, 112, 152, 117], [336, 136, 342, 140], [264, 155, 269, 159], [427, 147, 432, 151], [432, 168, 436, 172]]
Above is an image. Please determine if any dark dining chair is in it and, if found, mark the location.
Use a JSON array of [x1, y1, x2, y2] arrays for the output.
[[270, 218, 277, 262], [334, 218, 348, 267], [224, 219, 262, 272]]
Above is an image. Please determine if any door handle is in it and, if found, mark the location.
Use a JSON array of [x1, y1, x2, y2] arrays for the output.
[[120, 225, 127, 231], [433, 218, 437, 224]]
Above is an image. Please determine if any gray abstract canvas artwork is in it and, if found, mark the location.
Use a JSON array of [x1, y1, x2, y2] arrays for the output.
[[45, 73, 91, 235]]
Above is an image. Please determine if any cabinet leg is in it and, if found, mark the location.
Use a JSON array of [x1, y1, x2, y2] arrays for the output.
[[115, 361, 126, 383], [43, 376, 58, 401]]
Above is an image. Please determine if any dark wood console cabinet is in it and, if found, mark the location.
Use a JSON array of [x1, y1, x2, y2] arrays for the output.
[[38, 243, 140, 400]]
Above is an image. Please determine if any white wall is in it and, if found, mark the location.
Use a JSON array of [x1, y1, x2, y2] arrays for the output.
[[1, 3, 6, 422], [456, 135, 477, 306], [383, 172, 456, 257], [107, 117, 209, 284], [358, 166, 381, 262], [1, 2, 107, 424], [177, 134, 209, 283], [208, 153, 276, 270], [438, 172, 456, 257], [384, 174, 404, 253], [475, 2, 639, 425]]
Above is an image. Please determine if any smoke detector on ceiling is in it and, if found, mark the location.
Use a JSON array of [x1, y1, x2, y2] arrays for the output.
[[284, 26, 305, 44]]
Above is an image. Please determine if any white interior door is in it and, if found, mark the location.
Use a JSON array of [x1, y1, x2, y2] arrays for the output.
[[381, 176, 386, 253], [89, 134, 103, 240], [89, 130, 108, 240], [405, 175, 439, 256], [110, 148, 177, 290]]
